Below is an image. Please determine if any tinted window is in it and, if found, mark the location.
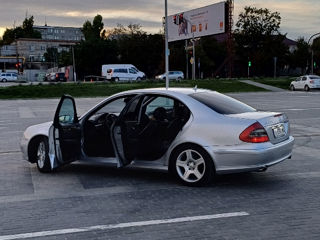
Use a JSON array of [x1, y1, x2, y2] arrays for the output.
[[310, 76, 320, 80], [58, 98, 75, 124], [129, 67, 137, 73], [129, 68, 136, 74], [145, 96, 174, 116], [190, 92, 256, 114]]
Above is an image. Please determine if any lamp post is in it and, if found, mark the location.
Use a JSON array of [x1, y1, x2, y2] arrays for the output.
[[308, 32, 320, 74], [165, 0, 169, 89]]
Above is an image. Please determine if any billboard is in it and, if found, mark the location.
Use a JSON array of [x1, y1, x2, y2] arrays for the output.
[[168, 2, 226, 42]]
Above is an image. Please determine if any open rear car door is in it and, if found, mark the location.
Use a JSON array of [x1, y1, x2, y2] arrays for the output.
[[111, 95, 144, 167], [48, 95, 81, 169]]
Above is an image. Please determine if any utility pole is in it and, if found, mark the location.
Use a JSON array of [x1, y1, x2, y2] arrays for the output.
[[72, 46, 77, 82], [165, 0, 169, 89], [192, 37, 195, 80], [185, 40, 189, 79], [273, 57, 277, 78], [15, 33, 19, 74]]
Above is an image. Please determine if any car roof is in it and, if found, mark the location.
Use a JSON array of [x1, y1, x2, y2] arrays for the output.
[[302, 75, 320, 78], [115, 87, 208, 97]]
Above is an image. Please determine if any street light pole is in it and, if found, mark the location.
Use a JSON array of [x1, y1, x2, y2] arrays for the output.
[[72, 46, 77, 82], [308, 32, 320, 74], [192, 36, 195, 80], [165, 0, 169, 89]]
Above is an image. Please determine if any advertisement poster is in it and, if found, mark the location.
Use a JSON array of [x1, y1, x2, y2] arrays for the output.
[[168, 2, 226, 42]]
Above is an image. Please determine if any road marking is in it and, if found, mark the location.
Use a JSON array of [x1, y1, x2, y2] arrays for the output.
[[0, 212, 249, 240]]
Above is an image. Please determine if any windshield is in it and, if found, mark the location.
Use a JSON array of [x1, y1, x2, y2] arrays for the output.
[[190, 92, 256, 114]]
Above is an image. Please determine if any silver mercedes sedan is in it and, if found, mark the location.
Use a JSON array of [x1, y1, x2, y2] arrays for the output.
[[21, 88, 294, 186]]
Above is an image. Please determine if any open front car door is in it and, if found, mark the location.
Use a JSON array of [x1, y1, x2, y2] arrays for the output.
[[49, 95, 81, 169]]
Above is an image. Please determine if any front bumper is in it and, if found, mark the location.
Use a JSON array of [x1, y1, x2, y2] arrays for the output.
[[207, 136, 295, 174]]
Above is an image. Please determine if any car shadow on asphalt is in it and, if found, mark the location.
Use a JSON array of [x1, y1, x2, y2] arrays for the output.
[[55, 163, 291, 190]]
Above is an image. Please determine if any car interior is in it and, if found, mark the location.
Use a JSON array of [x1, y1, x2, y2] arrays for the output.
[[82, 94, 191, 161]]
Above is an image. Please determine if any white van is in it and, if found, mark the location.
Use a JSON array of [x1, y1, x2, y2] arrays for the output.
[[101, 64, 145, 81]]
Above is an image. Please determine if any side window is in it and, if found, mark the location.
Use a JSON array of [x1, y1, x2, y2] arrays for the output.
[[120, 68, 128, 73], [123, 97, 142, 121], [302, 77, 307, 81], [114, 69, 120, 73], [93, 96, 133, 117], [129, 68, 136, 74], [145, 96, 174, 118], [58, 98, 75, 124]]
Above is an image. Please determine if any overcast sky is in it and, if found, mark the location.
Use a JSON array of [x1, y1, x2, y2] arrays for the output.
[[0, 0, 319, 41]]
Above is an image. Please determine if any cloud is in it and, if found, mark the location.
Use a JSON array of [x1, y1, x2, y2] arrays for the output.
[[0, 0, 319, 39]]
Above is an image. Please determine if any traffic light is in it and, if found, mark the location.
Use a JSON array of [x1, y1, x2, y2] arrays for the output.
[[248, 61, 252, 67], [314, 61, 317, 68], [179, 13, 184, 24], [173, 15, 177, 24]]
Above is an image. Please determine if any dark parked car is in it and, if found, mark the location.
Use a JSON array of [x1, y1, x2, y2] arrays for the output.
[[55, 73, 67, 82]]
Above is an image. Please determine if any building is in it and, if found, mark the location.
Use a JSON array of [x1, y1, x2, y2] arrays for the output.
[[33, 25, 84, 41], [16, 38, 76, 62]]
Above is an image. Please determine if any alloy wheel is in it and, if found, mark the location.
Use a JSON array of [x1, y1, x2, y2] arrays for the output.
[[176, 149, 206, 183], [37, 141, 46, 169]]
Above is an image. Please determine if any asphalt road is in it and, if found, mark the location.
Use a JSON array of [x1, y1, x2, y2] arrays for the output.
[[0, 91, 320, 240]]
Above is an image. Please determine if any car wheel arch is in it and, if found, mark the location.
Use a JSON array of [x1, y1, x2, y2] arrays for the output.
[[304, 85, 310, 91], [28, 135, 48, 163], [168, 142, 216, 174]]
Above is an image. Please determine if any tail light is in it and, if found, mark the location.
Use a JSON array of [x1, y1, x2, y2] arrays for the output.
[[239, 122, 269, 143], [55, 73, 58, 78], [310, 80, 314, 84]]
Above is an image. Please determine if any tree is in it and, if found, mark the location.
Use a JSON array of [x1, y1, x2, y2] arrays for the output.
[[108, 24, 163, 77], [287, 38, 309, 74], [235, 7, 281, 36], [82, 14, 105, 40], [1, 16, 41, 45], [75, 15, 118, 78], [234, 6, 288, 76]]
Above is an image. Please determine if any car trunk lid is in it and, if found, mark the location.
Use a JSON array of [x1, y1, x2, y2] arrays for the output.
[[227, 111, 290, 144]]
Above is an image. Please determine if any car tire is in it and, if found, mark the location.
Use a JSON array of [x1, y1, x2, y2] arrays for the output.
[[304, 85, 310, 91], [290, 85, 295, 91], [36, 137, 52, 173], [136, 77, 141, 81], [2, 78, 7, 82], [114, 77, 119, 82], [169, 144, 215, 186]]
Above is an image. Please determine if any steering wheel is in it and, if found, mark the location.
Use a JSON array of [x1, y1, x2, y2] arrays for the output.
[[104, 113, 117, 128]]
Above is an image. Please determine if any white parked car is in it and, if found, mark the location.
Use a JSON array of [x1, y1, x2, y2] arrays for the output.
[[290, 75, 320, 91], [156, 71, 184, 80], [0, 72, 18, 82]]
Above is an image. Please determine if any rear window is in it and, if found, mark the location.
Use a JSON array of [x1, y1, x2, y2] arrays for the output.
[[190, 92, 256, 114], [310, 76, 320, 80]]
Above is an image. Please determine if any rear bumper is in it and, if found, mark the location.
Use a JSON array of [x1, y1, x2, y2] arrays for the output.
[[206, 136, 294, 174]]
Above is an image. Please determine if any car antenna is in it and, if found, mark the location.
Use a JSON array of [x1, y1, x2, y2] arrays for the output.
[[193, 85, 197, 92]]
